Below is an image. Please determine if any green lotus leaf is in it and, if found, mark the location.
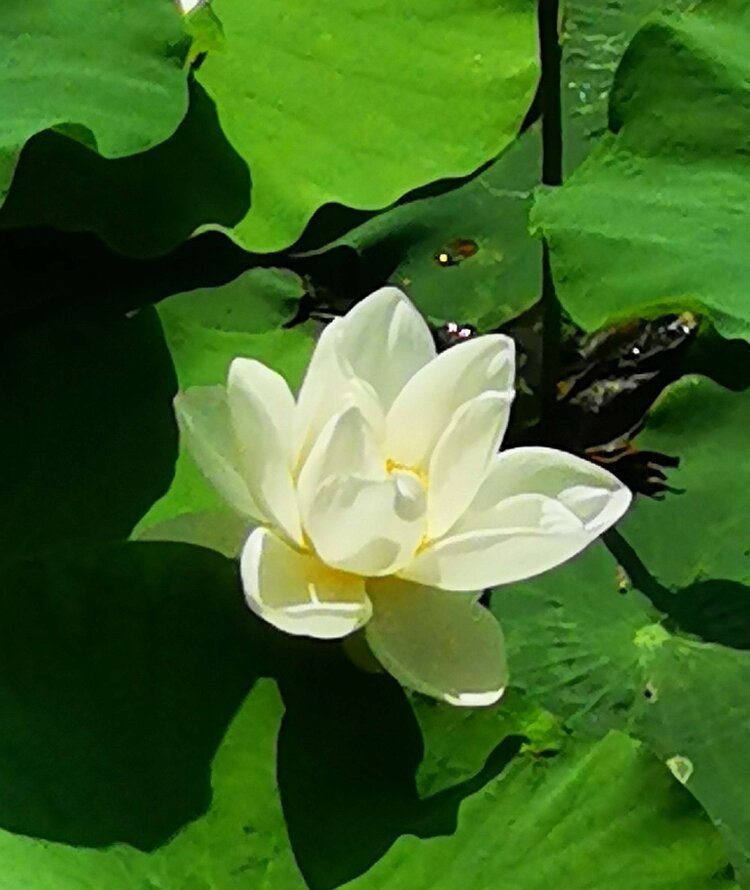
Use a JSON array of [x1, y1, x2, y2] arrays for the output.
[[0, 84, 248, 258], [196, 0, 539, 252], [534, 0, 750, 340], [0, 0, 188, 201], [618, 376, 750, 588], [311, 125, 542, 330], [346, 729, 734, 889], [561, 0, 693, 173]]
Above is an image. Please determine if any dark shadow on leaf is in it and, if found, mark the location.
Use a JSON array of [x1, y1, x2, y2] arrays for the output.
[[289, 166, 495, 257], [606, 530, 750, 650], [0, 306, 177, 561], [0, 542, 260, 850], [0, 537, 531, 875], [274, 638, 526, 890], [0, 81, 251, 259], [0, 224, 374, 333], [274, 642, 423, 890], [665, 579, 750, 650], [0, 227, 262, 323], [407, 734, 525, 839], [683, 327, 750, 392]]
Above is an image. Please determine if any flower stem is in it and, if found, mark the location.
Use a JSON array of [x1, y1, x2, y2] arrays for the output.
[[538, 0, 563, 433]]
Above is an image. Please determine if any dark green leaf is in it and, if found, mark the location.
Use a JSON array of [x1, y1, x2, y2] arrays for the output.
[[0, 308, 176, 562]]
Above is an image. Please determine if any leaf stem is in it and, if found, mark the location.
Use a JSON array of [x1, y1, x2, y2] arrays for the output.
[[538, 0, 563, 432]]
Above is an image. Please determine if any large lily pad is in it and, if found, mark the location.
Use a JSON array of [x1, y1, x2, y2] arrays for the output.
[[534, 0, 750, 340], [347, 730, 734, 889], [0, 0, 188, 201], [495, 544, 660, 734], [196, 0, 539, 252], [496, 375, 750, 882], [0, 547, 732, 890], [496, 542, 750, 885]]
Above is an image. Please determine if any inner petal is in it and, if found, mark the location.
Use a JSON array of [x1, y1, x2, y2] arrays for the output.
[[391, 469, 427, 522], [304, 467, 428, 576]]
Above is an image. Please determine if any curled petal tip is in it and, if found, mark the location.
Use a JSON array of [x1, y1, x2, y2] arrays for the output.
[[443, 687, 506, 708]]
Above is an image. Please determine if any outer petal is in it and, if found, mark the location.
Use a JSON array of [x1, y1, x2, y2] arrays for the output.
[[227, 358, 302, 544], [240, 528, 371, 639], [174, 386, 262, 519], [457, 446, 631, 534], [365, 578, 507, 706], [336, 287, 436, 410], [401, 494, 590, 590], [385, 334, 515, 469], [427, 391, 512, 539], [403, 443, 632, 591]]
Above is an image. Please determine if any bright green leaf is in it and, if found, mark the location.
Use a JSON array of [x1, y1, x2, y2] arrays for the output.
[[346, 730, 735, 889], [534, 0, 750, 339], [411, 688, 563, 797], [196, 0, 539, 252], [497, 376, 750, 879], [638, 637, 750, 886], [495, 543, 660, 734], [0, 0, 188, 201]]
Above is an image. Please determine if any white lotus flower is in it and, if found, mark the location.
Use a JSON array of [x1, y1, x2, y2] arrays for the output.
[[176, 287, 631, 706]]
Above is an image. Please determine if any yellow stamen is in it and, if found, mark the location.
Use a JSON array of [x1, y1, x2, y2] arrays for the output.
[[415, 534, 432, 556], [385, 458, 428, 487]]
